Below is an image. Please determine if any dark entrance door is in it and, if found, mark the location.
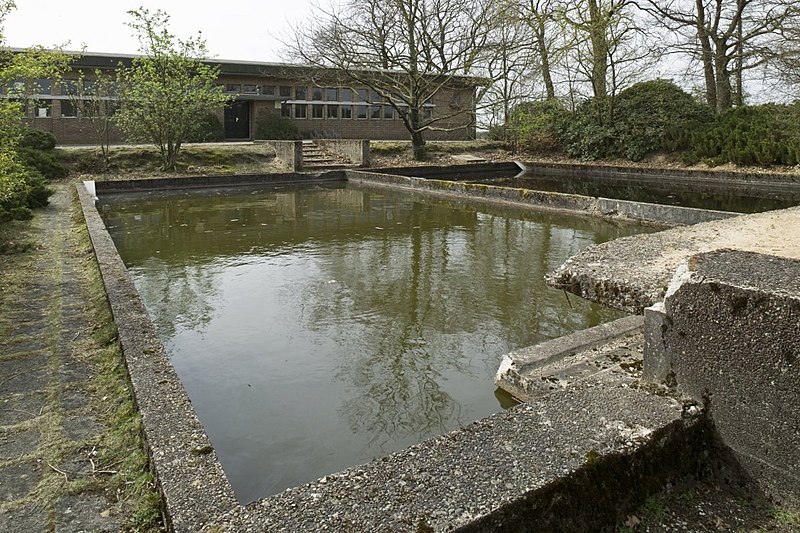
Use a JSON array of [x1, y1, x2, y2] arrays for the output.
[[224, 100, 250, 139]]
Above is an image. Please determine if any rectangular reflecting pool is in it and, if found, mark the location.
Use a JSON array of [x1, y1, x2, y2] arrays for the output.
[[98, 182, 653, 504]]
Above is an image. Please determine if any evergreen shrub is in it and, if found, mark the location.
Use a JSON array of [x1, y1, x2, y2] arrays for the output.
[[692, 103, 800, 166]]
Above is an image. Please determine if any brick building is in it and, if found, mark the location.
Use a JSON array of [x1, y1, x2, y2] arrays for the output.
[[15, 51, 478, 145]]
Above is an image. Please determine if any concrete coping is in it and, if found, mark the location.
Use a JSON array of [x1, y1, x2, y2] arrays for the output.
[[76, 172, 716, 532], [547, 205, 800, 314]]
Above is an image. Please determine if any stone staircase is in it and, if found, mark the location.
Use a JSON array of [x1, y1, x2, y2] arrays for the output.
[[302, 140, 357, 170]]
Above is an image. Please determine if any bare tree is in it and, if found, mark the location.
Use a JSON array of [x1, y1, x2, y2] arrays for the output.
[[477, 12, 536, 134], [639, 0, 797, 112], [560, 0, 656, 101], [516, 0, 562, 99], [66, 69, 119, 169], [284, 0, 495, 160]]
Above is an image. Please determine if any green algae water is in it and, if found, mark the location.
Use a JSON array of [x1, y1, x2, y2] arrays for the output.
[[98, 182, 651, 504]]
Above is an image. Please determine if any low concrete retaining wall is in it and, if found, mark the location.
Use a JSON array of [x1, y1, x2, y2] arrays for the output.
[[316, 139, 370, 166], [76, 183, 238, 531], [347, 169, 734, 227], [267, 140, 303, 171], [518, 161, 800, 186], [644, 250, 800, 506], [372, 162, 522, 179], [92, 172, 345, 193]]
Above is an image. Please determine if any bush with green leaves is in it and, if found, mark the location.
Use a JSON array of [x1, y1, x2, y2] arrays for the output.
[[19, 129, 57, 151], [17, 147, 68, 180], [185, 112, 225, 143], [504, 99, 570, 153], [691, 103, 800, 166], [14, 128, 68, 180], [0, 150, 51, 222], [564, 79, 712, 161], [254, 113, 302, 140]]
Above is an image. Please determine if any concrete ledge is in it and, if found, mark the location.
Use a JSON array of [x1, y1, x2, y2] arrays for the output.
[[517, 161, 800, 186], [76, 183, 238, 532], [207, 378, 707, 532], [347, 169, 733, 227], [94, 171, 345, 193], [548, 206, 800, 313], [496, 315, 644, 401]]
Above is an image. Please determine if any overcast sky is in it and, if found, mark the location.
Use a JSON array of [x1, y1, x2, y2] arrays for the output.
[[4, 0, 315, 62]]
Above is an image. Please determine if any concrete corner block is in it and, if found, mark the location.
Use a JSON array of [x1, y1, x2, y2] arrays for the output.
[[658, 250, 800, 507]]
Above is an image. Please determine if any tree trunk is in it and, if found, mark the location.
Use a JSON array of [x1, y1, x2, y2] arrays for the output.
[[588, 0, 608, 99], [734, 1, 744, 107], [411, 129, 426, 160], [536, 28, 556, 99], [695, 0, 717, 111], [714, 49, 732, 112]]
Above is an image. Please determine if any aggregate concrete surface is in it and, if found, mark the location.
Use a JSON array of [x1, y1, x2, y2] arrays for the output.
[[659, 250, 800, 506], [202, 375, 704, 532], [547, 205, 800, 313], [0, 185, 123, 532]]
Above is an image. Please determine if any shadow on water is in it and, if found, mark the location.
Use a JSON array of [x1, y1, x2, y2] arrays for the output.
[[98, 182, 653, 503]]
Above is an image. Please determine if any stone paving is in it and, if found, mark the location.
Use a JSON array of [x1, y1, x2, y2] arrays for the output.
[[0, 184, 162, 532]]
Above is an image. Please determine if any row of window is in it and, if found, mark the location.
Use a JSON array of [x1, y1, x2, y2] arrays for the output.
[[14, 99, 118, 118], [4, 78, 116, 97], [280, 103, 433, 121], [226, 84, 402, 105]]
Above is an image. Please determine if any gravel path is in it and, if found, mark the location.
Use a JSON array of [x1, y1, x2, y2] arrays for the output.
[[0, 184, 162, 532]]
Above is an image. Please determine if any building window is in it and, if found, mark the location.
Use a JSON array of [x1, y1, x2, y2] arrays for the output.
[[369, 91, 381, 104], [281, 103, 291, 118], [370, 104, 381, 119], [311, 87, 323, 101], [312, 103, 323, 119], [279, 86, 291, 98], [34, 78, 52, 96], [11, 80, 26, 96], [326, 88, 337, 101], [357, 88, 368, 102], [61, 80, 78, 96], [326, 105, 338, 119], [340, 88, 352, 102], [263, 85, 276, 96], [243, 84, 259, 94], [295, 86, 307, 100], [294, 104, 307, 118], [341, 105, 352, 119], [60, 100, 78, 118], [355, 105, 367, 119], [33, 100, 52, 118], [83, 80, 97, 95], [423, 106, 433, 120], [383, 105, 394, 119], [225, 83, 241, 94]]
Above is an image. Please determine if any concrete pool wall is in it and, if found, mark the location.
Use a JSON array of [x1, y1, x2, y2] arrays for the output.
[[77, 168, 799, 531], [347, 167, 737, 226]]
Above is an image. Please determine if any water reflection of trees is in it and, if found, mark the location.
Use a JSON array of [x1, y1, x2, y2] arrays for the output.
[[132, 261, 220, 340], [102, 185, 641, 448], [309, 200, 628, 447]]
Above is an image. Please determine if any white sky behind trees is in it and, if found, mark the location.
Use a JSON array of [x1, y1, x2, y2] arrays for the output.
[[4, 0, 312, 62]]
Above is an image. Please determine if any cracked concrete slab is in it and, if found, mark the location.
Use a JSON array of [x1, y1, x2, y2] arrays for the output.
[[547, 206, 800, 313]]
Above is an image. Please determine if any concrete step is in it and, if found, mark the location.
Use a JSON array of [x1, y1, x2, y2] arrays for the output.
[[495, 315, 645, 402], [303, 163, 358, 170]]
